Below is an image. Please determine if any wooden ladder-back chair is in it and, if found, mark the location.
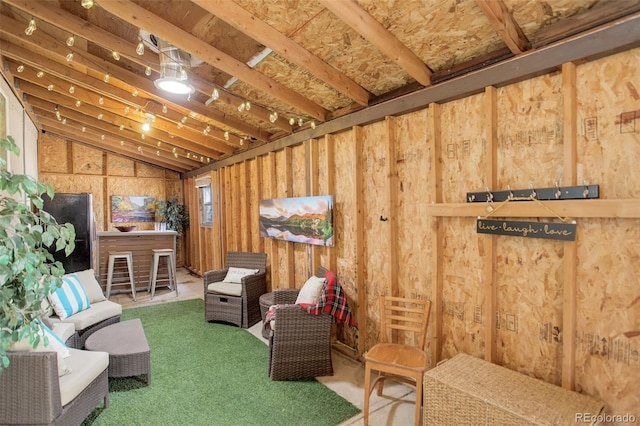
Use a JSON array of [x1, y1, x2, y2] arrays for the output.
[[363, 296, 431, 426]]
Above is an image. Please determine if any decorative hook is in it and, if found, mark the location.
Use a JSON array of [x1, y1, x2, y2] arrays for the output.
[[529, 182, 537, 199], [485, 186, 493, 203], [555, 182, 562, 199], [507, 185, 514, 200], [583, 180, 589, 198], [468, 194, 476, 202]]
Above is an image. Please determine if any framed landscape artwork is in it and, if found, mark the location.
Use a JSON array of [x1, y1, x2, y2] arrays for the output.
[[111, 196, 156, 222], [259, 195, 334, 246]]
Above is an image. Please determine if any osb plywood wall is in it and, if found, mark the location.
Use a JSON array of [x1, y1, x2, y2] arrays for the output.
[[37, 136, 184, 263], [184, 48, 639, 417]]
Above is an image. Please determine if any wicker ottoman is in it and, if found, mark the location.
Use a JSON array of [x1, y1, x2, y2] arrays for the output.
[[85, 318, 151, 384], [424, 353, 605, 425], [259, 292, 274, 339]]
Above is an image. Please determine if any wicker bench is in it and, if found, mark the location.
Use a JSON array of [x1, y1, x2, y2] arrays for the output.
[[424, 353, 605, 425]]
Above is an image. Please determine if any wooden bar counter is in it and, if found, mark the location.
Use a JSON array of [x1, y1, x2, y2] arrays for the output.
[[96, 230, 177, 294]]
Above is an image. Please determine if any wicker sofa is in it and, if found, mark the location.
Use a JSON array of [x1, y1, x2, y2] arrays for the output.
[[47, 269, 122, 348], [1, 345, 109, 425]]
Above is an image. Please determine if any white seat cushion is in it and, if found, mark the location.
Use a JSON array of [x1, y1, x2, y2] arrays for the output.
[[49, 300, 122, 331], [52, 322, 77, 343], [207, 282, 242, 297], [59, 348, 109, 406]]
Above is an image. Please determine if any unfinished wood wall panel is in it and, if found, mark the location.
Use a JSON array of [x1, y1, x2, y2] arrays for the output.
[[440, 221, 485, 360], [292, 144, 310, 286], [497, 73, 563, 188], [72, 144, 103, 175], [438, 96, 487, 360], [360, 120, 393, 350], [137, 163, 164, 178], [332, 129, 359, 351], [575, 220, 640, 416], [573, 50, 640, 417], [248, 159, 262, 254], [38, 134, 69, 173], [395, 110, 432, 302], [492, 73, 566, 384], [107, 155, 135, 177], [576, 49, 640, 197], [440, 94, 486, 202]]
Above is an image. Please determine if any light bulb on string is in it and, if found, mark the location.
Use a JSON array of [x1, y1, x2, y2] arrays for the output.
[[289, 117, 295, 125], [47, 84, 54, 91], [136, 41, 145, 56], [100, 134, 105, 140], [310, 121, 316, 129], [17, 65, 24, 73], [82, 127, 86, 133], [62, 118, 67, 124], [97, 113, 103, 120], [224, 131, 229, 141], [103, 73, 110, 83], [66, 52, 74, 62], [145, 66, 152, 76], [132, 89, 139, 97], [69, 85, 75, 94], [162, 105, 168, 114], [25, 18, 36, 36], [66, 35, 75, 47], [211, 88, 219, 101], [119, 124, 125, 130], [111, 51, 120, 61], [81, 0, 94, 9], [36, 71, 44, 78], [181, 116, 187, 124], [98, 97, 104, 105], [75, 100, 82, 107]]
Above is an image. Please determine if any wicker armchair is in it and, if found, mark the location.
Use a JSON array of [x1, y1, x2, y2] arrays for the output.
[[204, 251, 267, 328], [268, 267, 333, 381]]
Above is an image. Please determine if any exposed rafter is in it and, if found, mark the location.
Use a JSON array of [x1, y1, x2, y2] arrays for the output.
[[475, 0, 530, 54]]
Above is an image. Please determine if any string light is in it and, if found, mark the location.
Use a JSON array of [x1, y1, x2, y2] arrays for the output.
[[66, 52, 74, 62], [124, 106, 130, 114], [103, 73, 110, 83], [177, 122, 184, 129], [69, 85, 75, 94], [211, 88, 219, 101], [310, 121, 316, 129], [66, 35, 75, 47], [119, 124, 125, 130], [132, 89, 139, 97], [289, 117, 295, 125], [136, 41, 145, 56], [269, 111, 278, 123], [75, 100, 82, 107], [145, 66, 152, 76], [181, 116, 188, 124], [61, 118, 67, 124], [224, 131, 229, 141], [17, 65, 24, 73], [82, 127, 86, 132], [111, 51, 120, 61], [100, 134, 105, 140], [98, 97, 104, 105], [97, 113, 103, 120], [47, 84, 54, 91], [25, 18, 36, 36], [162, 105, 168, 114], [36, 71, 44, 78], [120, 141, 125, 146], [81, 0, 95, 9], [298, 118, 304, 126]]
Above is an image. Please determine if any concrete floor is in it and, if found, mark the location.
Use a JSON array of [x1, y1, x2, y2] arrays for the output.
[[109, 268, 419, 426]]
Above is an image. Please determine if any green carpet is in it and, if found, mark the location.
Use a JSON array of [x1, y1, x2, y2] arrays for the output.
[[83, 299, 360, 426]]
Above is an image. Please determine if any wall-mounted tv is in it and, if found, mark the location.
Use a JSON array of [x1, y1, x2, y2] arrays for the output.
[[259, 195, 334, 246]]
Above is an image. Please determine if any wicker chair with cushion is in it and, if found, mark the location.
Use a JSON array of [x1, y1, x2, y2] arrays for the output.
[[204, 251, 267, 328], [267, 266, 356, 381]]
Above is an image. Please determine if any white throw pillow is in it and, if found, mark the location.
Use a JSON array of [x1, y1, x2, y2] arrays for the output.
[[48, 274, 92, 319], [8, 321, 72, 377], [223, 267, 260, 283], [69, 269, 106, 303], [295, 276, 326, 305]]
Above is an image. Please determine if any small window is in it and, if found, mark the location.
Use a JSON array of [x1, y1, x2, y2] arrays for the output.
[[199, 184, 212, 227]]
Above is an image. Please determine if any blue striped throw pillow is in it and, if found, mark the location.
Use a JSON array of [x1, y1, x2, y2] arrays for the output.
[[48, 274, 92, 320]]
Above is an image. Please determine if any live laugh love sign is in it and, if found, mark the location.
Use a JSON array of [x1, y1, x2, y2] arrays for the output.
[[476, 219, 576, 241]]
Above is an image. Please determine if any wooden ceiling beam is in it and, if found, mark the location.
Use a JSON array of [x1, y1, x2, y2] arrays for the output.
[[37, 116, 193, 173], [0, 13, 268, 143], [30, 103, 204, 168], [9, 65, 229, 158], [192, 0, 372, 107], [475, 0, 530, 54], [317, 0, 432, 87], [97, 0, 329, 121], [3, 0, 293, 133]]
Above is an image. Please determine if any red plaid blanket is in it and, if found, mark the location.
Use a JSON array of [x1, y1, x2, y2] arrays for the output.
[[265, 270, 357, 329]]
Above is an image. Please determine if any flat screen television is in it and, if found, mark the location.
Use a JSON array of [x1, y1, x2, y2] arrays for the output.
[[259, 195, 334, 246]]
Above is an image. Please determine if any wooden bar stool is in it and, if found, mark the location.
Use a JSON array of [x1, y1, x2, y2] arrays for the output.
[[106, 251, 136, 301], [148, 248, 177, 299]]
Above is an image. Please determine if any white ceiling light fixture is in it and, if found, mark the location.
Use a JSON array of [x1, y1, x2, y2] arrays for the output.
[[154, 38, 195, 95]]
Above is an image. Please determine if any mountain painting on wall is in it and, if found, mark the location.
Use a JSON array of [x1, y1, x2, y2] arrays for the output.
[[259, 195, 334, 246]]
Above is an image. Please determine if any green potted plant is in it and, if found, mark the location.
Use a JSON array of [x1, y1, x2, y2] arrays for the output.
[[156, 196, 189, 235], [0, 135, 76, 371]]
